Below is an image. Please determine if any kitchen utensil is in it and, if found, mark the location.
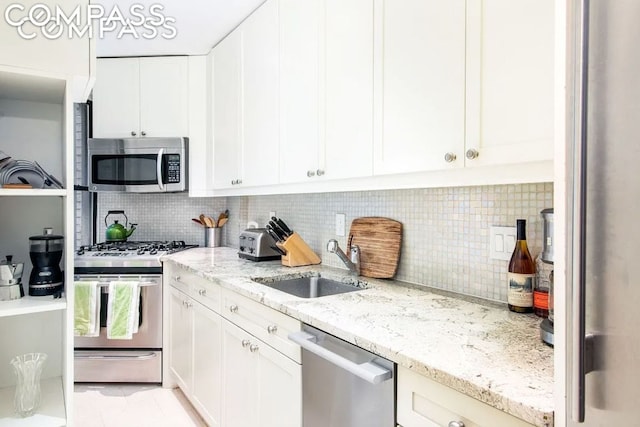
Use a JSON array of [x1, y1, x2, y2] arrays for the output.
[[29, 227, 64, 296], [205, 227, 221, 248], [347, 217, 402, 278], [217, 217, 228, 228], [192, 218, 204, 226], [272, 216, 293, 237], [105, 210, 137, 242], [0, 255, 24, 301]]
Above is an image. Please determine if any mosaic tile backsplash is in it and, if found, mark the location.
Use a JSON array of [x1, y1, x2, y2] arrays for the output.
[[97, 182, 553, 303]]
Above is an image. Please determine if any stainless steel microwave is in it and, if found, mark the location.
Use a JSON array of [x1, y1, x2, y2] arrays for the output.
[[88, 137, 188, 192]]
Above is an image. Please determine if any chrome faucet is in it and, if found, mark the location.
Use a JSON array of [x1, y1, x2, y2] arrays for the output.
[[327, 239, 360, 276]]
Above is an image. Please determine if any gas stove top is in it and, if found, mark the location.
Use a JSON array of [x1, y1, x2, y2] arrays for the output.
[[75, 241, 198, 273]]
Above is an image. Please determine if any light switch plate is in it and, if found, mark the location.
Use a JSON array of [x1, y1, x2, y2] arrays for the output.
[[335, 213, 346, 236], [269, 211, 276, 220], [490, 226, 517, 261]]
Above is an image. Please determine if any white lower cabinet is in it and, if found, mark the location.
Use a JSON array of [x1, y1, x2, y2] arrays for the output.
[[397, 366, 534, 427], [222, 319, 301, 427], [166, 262, 301, 427]]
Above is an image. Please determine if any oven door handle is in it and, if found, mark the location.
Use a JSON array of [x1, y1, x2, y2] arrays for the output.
[[94, 281, 158, 288], [75, 352, 158, 361], [289, 330, 392, 384]]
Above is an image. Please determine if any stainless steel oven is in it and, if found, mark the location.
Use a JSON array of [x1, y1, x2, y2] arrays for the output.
[[74, 274, 163, 383], [74, 241, 197, 383]]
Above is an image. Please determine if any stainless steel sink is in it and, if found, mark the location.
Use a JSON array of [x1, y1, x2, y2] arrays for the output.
[[253, 275, 365, 298]]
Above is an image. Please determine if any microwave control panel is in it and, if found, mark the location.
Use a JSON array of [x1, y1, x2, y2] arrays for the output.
[[165, 154, 181, 183]]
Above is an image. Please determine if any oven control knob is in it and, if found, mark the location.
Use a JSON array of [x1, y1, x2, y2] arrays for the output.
[[239, 246, 245, 252], [77, 249, 84, 256]]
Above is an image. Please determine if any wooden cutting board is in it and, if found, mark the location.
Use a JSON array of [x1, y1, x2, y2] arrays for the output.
[[347, 217, 402, 279]]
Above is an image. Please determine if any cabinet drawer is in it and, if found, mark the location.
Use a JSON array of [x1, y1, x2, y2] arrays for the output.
[[221, 289, 301, 363], [397, 366, 534, 427], [167, 263, 221, 312]]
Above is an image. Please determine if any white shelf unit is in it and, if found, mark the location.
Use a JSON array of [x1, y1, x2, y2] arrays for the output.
[[0, 66, 76, 426]]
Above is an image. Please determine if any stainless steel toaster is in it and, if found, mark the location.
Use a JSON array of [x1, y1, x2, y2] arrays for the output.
[[238, 228, 282, 261]]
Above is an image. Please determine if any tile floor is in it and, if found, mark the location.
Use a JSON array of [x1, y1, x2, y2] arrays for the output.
[[74, 384, 206, 427]]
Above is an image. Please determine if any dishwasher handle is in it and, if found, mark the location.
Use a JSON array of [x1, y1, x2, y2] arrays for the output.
[[289, 330, 392, 385]]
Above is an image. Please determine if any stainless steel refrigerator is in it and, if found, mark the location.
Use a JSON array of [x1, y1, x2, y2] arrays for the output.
[[566, 0, 640, 424]]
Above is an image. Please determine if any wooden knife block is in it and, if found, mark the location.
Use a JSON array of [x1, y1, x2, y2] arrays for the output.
[[278, 232, 321, 267]]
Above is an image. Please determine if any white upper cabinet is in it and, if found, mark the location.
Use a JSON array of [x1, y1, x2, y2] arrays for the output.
[[213, 0, 279, 190], [212, 30, 242, 190], [242, 0, 280, 187], [464, 0, 555, 167], [323, 0, 374, 180], [93, 57, 189, 138], [279, 0, 374, 184], [279, 0, 321, 184], [374, 0, 466, 175]]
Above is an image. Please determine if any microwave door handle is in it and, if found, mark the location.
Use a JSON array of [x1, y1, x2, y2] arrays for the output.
[[156, 148, 165, 191]]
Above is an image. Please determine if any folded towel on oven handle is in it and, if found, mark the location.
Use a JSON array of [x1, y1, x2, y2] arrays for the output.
[[106, 281, 141, 339], [74, 281, 100, 337]]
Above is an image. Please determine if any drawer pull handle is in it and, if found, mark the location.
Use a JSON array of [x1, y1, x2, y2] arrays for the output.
[[448, 422, 465, 427], [198, 289, 206, 296], [242, 339, 251, 348], [267, 325, 278, 334], [229, 304, 238, 313], [250, 344, 259, 353]]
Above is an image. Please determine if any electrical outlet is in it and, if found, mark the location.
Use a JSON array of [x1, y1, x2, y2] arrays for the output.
[[489, 226, 517, 261], [335, 213, 346, 236], [269, 211, 276, 219]]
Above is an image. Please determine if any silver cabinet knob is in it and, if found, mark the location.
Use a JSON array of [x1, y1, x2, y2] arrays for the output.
[[229, 304, 238, 313], [249, 344, 259, 353], [307, 170, 316, 178], [465, 148, 479, 160], [182, 300, 192, 308], [182, 300, 188, 306], [444, 152, 457, 163], [174, 275, 181, 282], [448, 422, 465, 427], [241, 339, 251, 348], [198, 289, 206, 296], [186, 301, 193, 308], [316, 169, 325, 177], [231, 179, 237, 185], [141, 131, 146, 136], [267, 325, 278, 334], [236, 179, 242, 185], [131, 131, 137, 136]]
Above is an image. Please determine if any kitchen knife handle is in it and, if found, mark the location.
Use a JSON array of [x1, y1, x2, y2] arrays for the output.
[[273, 217, 293, 236], [570, 0, 590, 422]]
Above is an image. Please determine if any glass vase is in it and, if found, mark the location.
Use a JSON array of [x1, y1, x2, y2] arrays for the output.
[[10, 352, 47, 417]]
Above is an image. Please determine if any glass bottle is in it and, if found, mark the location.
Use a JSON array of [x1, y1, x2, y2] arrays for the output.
[[534, 255, 553, 317], [507, 219, 535, 313]]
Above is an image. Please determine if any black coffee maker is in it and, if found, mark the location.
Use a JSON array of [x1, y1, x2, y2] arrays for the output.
[[29, 227, 64, 296]]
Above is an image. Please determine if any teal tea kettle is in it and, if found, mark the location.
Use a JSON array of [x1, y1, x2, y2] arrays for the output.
[[104, 210, 137, 242]]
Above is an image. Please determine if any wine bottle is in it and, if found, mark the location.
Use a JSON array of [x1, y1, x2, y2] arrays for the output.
[[508, 219, 535, 313]]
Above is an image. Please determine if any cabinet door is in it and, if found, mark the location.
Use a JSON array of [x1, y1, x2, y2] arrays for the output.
[[213, 31, 242, 189], [192, 301, 222, 427], [322, 0, 374, 180], [93, 58, 140, 138], [255, 338, 302, 427], [222, 320, 258, 427], [279, 0, 321, 184], [168, 287, 193, 392], [139, 57, 189, 137], [242, 0, 280, 187], [464, 0, 554, 167], [375, 0, 466, 174]]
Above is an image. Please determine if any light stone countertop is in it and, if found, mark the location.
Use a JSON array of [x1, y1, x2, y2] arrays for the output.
[[162, 247, 554, 427]]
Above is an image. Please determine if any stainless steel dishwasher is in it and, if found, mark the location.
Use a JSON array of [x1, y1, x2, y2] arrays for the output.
[[289, 324, 395, 427]]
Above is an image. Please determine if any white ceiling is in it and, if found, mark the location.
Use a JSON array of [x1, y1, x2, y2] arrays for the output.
[[95, 0, 265, 57]]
